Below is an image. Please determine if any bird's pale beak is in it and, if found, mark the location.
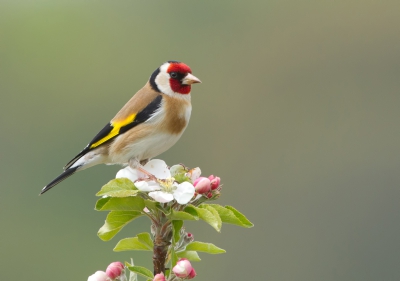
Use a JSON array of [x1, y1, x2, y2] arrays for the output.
[[182, 73, 202, 85]]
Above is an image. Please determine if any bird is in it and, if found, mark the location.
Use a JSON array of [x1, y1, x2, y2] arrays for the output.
[[41, 61, 201, 195]]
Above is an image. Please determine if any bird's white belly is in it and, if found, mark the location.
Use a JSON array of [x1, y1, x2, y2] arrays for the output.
[[111, 132, 183, 164]]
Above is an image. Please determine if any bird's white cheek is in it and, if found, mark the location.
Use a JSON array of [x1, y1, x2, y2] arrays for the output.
[[155, 71, 174, 96]]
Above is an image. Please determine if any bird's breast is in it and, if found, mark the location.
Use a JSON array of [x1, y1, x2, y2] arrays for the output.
[[109, 128, 185, 164], [161, 94, 192, 135]]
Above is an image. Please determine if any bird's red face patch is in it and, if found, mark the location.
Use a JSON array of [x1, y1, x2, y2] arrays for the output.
[[167, 62, 192, 95]]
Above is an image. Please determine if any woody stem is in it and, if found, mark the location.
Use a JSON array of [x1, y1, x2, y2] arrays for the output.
[[152, 213, 172, 275]]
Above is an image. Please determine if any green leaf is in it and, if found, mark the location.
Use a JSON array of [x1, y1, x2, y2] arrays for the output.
[[143, 199, 168, 215], [98, 211, 143, 241], [165, 268, 171, 279], [114, 237, 152, 252], [96, 178, 138, 197], [192, 206, 221, 232], [126, 266, 154, 279], [171, 247, 178, 268], [137, 232, 154, 249], [169, 209, 198, 221], [183, 205, 199, 218], [225, 205, 254, 228], [143, 199, 159, 212], [206, 204, 254, 228], [177, 250, 201, 261], [95, 196, 145, 211], [172, 220, 183, 244], [186, 241, 226, 254], [203, 204, 239, 225], [200, 205, 222, 232]]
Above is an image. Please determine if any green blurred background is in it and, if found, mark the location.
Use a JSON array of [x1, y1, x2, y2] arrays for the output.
[[1, 1, 400, 280]]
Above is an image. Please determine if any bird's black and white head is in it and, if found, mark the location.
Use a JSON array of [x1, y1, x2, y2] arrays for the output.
[[149, 61, 201, 97]]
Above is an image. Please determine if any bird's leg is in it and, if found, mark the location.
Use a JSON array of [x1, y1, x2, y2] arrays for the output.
[[129, 158, 157, 181], [138, 166, 157, 181]]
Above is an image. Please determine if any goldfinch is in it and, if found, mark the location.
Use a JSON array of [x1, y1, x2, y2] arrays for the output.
[[41, 61, 201, 195]]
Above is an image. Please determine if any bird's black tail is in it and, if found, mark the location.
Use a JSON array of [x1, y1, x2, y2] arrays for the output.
[[40, 166, 79, 195]]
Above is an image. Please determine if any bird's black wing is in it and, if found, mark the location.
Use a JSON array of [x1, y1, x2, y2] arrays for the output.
[[63, 95, 163, 170]]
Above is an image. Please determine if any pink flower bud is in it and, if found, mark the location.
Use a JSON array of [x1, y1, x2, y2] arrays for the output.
[[106, 261, 124, 279], [88, 271, 108, 281], [206, 191, 213, 199], [208, 175, 221, 190], [173, 258, 194, 278], [188, 268, 197, 279], [153, 272, 166, 281], [183, 232, 194, 244], [193, 177, 211, 194]]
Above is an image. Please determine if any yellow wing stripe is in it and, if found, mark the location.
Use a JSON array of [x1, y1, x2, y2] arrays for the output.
[[90, 114, 136, 148]]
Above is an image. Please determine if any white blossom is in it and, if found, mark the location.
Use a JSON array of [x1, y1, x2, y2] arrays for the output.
[[116, 159, 195, 204], [87, 271, 108, 281]]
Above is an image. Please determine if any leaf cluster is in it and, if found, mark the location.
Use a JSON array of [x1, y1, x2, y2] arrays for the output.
[[95, 175, 253, 279]]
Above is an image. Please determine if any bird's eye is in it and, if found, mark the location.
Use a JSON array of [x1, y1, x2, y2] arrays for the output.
[[170, 72, 178, 79]]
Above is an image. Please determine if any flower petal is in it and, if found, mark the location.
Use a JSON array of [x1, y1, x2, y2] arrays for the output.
[[116, 166, 144, 182], [153, 272, 166, 281], [173, 259, 194, 278], [149, 191, 174, 203], [106, 261, 125, 279], [186, 167, 201, 182], [173, 182, 195, 204], [88, 271, 108, 281], [193, 177, 211, 194], [135, 181, 160, 192], [144, 159, 171, 179]]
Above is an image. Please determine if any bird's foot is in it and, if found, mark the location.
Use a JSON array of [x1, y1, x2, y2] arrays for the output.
[[137, 166, 157, 181], [129, 158, 157, 181]]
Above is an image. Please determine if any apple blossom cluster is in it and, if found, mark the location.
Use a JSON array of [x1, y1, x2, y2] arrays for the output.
[[92, 159, 252, 281], [89, 259, 197, 281], [115, 159, 221, 204]]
